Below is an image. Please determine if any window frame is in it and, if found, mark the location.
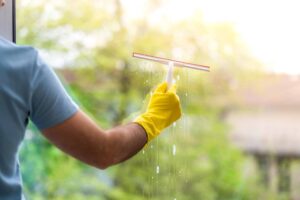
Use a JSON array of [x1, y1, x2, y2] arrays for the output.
[[0, 0, 16, 42]]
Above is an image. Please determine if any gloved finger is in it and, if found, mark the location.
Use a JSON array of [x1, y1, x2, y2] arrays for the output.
[[154, 82, 168, 93], [167, 84, 177, 94]]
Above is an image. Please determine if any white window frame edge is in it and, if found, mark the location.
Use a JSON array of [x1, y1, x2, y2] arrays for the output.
[[0, 0, 16, 43]]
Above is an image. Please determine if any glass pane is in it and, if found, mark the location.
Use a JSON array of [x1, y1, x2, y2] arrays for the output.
[[16, 0, 300, 200]]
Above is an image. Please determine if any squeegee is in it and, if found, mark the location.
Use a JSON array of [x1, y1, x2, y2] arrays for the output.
[[132, 52, 210, 87]]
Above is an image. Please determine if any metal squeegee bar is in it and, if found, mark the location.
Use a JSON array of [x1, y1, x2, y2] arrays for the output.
[[132, 52, 210, 72]]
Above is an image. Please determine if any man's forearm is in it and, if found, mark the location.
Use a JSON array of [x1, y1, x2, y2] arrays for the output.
[[105, 123, 147, 166], [43, 111, 147, 170]]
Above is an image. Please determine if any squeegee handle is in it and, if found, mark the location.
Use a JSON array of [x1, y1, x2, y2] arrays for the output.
[[166, 61, 174, 88]]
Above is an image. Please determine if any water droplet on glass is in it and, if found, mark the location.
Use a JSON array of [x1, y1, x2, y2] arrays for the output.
[[185, 92, 188, 97], [177, 75, 180, 81], [173, 122, 177, 127], [156, 165, 160, 174], [173, 144, 176, 156], [151, 145, 153, 149], [142, 150, 145, 154]]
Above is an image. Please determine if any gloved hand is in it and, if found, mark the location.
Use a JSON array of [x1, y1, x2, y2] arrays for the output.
[[134, 82, 182, 142]]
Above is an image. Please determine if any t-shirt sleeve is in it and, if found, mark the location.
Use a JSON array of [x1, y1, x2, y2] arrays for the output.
[[29, 51, 78, 130]]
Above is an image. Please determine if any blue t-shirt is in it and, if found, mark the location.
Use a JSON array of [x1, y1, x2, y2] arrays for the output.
[[0, 37, 78, 199]]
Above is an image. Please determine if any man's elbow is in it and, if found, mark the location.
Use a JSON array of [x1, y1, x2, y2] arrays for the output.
[[95, 148, 115, 170], [97, 162, 110, 170], [93, 155, 114, 170]]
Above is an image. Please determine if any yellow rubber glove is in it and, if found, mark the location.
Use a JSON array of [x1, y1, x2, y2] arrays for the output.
[[134, 82, 182, 142]]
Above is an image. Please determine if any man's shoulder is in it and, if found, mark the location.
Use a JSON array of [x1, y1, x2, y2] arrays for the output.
[[0, 37, 41, 89], [0, 37, 39, 72], [0, 37, 37, 58], [0, 36, 15, 46]]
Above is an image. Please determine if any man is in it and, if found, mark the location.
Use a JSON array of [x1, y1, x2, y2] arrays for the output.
[[0, 1, 181, 199]]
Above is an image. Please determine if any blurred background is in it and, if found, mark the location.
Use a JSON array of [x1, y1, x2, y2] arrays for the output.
[[16, 0, 300, 199]]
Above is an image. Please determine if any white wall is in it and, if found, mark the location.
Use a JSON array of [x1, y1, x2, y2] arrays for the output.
[[226, 109, 300, 156]]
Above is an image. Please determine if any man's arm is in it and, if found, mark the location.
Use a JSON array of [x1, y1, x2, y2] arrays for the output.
[[42, 110, 147, 169], [42, 82, 181, 170], [29, 52, 180, 170]]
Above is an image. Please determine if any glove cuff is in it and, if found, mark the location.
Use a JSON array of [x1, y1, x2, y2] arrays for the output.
[[134, 114, 161, 142]]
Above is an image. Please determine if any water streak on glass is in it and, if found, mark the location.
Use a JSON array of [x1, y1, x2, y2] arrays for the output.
[[156, 165, 160, 174], [173, 144, 176, 156]]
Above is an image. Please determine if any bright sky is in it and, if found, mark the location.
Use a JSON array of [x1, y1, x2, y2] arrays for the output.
[[124, 0, 300, 74]]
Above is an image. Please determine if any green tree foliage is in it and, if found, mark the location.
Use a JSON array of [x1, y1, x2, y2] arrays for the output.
[[17, 0, 267, 199]]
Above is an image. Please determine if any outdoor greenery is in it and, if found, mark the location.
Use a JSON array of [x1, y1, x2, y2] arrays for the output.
[[16, 0, 278, 199]]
